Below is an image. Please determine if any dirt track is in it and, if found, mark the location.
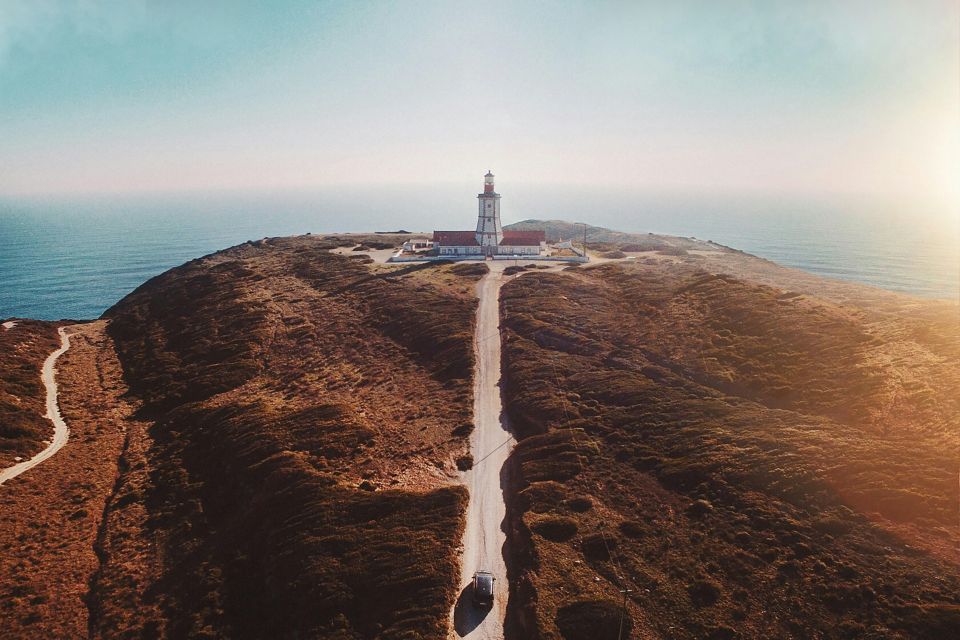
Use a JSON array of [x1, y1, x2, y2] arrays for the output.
[[0, 326, 71, 486], [450, 260, 578, 639], [452, 264, 514, 639], [0, 321, 130, 637]]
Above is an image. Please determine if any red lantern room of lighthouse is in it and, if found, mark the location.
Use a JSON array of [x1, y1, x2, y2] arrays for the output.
[[475, 170, 503, 254]]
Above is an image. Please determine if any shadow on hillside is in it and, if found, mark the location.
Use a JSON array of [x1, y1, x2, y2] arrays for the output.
[[323, 260, 445, 296]]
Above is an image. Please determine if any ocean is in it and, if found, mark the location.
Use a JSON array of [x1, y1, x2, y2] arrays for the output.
[[1, 187, 957, 320]]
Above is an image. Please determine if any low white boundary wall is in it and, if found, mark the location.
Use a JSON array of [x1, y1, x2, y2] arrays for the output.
[[387, 255, 588, 264]]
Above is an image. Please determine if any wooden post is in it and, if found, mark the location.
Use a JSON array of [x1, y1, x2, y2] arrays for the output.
[[618, 588, 633, 639]]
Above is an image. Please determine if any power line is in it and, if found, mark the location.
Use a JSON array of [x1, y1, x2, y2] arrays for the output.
[[618, 588, 634, 640], [473, 435, 515, 468]]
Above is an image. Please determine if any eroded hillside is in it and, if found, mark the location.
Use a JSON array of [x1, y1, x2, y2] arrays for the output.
[[95, 235, 482, 638], [500, 258, 960, 639]]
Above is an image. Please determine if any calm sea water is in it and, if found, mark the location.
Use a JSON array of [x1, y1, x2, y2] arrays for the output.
[[1, 188, 957, 320]]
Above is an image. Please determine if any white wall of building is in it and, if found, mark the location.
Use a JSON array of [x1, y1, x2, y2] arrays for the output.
[[475, 194, 503, 247]]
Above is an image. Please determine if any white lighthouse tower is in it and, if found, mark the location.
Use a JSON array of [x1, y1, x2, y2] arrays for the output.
[[475, 170, 503, 255]]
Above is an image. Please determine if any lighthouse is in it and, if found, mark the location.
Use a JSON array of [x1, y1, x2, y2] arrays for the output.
[[430, 171, 545, 258], [475, 170, 503, 255]]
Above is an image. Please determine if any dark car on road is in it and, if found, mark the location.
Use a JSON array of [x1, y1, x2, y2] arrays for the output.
[[471, 571, 495, 608]]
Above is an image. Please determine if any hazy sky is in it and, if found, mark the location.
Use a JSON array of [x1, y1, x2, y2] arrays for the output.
[[1, 0, 957, 202]]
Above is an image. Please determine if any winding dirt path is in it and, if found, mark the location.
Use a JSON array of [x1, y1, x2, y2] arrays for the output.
[[0, 326, 71, 486]]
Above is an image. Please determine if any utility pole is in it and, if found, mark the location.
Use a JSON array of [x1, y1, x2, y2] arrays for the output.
[[618, 588, 634, 640]]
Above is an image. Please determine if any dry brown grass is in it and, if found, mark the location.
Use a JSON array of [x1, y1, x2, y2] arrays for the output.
[[0, 322, 130, 638], [0, 320, 61, 459], [97, 235, 480, 638], [500, 257, 960, 639]]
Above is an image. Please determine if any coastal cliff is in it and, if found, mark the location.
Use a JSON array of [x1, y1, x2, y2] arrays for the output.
[[1, 226, 958, 639]]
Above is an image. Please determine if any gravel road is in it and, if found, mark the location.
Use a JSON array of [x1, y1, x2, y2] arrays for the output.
[[452, 264, 514, 639]]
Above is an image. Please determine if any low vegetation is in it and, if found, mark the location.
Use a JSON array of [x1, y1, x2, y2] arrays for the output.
[[98, 235, 481, 638], [6, 223, 957, 639], [504, 219, 707, 254], [0, 322, 134, 638], [500, 258, 960, 639], [0, 320, 62, 459]]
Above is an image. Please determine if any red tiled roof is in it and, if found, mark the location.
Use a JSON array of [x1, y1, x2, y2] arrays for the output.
[[501, 230, 545, 246], [432, 229, 545, 247], [433, 230, 479, 246]]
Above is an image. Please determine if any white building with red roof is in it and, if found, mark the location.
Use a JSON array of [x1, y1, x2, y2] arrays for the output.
[[432, 171, 545, 257]]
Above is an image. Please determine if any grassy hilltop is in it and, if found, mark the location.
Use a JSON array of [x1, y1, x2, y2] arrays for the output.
[[498, 240, 960, 639], [1, 224, 958, 639], [95, 234, 482, 638]]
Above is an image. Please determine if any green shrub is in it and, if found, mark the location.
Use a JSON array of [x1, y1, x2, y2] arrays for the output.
[[530, 515, 577, 542], [618, 520, 644, 539], [449, 262, 489, 277], [555, 599, 630, 640], [812, 516, 854, 536], [581, 533, 615, 561], [565, 497, 593, 513], [688, 579, 722, 607], [686, 499, 715, 517]]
